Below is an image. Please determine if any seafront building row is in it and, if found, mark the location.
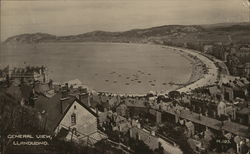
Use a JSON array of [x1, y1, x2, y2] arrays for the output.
[[0, 47, 249, 154]]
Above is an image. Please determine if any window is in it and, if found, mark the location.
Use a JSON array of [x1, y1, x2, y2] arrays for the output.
[[71, 113, 76, 125]]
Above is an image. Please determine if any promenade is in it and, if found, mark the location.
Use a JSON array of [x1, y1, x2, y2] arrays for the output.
[[166, 46, 219, 93]]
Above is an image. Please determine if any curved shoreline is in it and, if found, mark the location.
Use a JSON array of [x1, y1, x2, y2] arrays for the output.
[[86, 43, 219, 96], [2, 41, 218, 96], [165, 46, 219, 93], [166, 47, 207, 87]]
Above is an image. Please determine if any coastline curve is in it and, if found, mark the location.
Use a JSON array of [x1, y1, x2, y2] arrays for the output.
[[165, 46, 219, 94]]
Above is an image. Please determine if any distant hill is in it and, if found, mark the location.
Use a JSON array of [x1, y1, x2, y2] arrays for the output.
[[4, 22, 250, 45], [4, 33, 57, 44], [201, 22, 250, 28]]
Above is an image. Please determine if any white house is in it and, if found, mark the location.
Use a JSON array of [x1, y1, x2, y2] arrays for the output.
[[35, 92, 106, 145], [217, 101, 226, 117]]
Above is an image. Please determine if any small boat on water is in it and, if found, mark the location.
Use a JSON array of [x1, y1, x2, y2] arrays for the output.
[[105, 80, 109, 82], [110, 71, 116, 74], [169, 81, 174, 85]]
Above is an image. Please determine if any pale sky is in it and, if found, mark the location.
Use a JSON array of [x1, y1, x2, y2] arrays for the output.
[[1, 0, 249, 41]]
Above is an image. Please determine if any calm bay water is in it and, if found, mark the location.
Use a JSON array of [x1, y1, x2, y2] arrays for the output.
[[0, 42, 192, 94]]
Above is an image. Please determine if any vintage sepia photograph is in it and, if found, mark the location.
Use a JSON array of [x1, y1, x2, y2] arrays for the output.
[[0, 0, 249, 154]]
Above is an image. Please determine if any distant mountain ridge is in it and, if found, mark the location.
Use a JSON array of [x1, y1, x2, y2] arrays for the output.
[[4, 22, 250, 45]]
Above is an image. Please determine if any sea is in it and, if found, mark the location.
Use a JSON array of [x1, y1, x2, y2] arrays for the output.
[[0, 42, 193, 94]]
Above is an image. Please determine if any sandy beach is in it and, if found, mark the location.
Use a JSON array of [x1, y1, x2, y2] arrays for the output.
[[167, 46, 219, 93]]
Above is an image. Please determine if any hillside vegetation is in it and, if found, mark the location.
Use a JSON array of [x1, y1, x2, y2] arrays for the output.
[[4, 22, 250, 45]]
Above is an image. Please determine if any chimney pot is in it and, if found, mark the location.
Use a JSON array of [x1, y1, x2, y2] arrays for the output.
[[96, 108, 99, 115], [151, 130, 155, 136], [137, 123, 141, 129], [61, 90, 68, 99], [65, 83, 69, 91]]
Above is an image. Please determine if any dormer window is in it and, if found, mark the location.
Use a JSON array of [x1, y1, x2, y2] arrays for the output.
[[71, 113, 76, 125]]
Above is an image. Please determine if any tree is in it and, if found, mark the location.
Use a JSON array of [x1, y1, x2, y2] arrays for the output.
[[128, 138, 154, 154], [6, 75, 10, 87], [154, 142, 164, 154], [0, 91, 42, 154], [168, 91, 181, 100]]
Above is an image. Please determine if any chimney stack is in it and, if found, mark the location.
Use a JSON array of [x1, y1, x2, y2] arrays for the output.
[[151, 130, 155, 136], [79, 87, 87, 93], [39, 68, 42, 75], [95, 108, 99, 116], [198, 113, 202, 120], [60, 90, 68, 114], [65, 83, 69, 92], [79, 93, 90, 107], [137, 123, 141, 129], [29, 88, 37, 107]]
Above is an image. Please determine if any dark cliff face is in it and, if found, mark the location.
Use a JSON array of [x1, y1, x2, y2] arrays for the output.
[[3, 22, 250, 44]]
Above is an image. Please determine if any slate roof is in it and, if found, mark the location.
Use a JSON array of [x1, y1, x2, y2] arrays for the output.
[[160, 107, 249, 137], [34, 92, 97, 132], [185, 121, 194, 129], [56, 127, 69, 139], [237, 108, 249, 115], [116, 103, 127, 110], [114, 115, 127, 124], [125, 97, 147, 108], [6, 84, 33, 102], [34, 83, 49, 94], [131, 127, 159, 150], [6, 85, 22, 101], [208, 86, 220, 96], [90, 94, 100, 108], [20, 84, 33, 100]]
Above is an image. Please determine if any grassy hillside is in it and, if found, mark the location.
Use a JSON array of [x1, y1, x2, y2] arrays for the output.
[[3, 22, 250, 45]]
